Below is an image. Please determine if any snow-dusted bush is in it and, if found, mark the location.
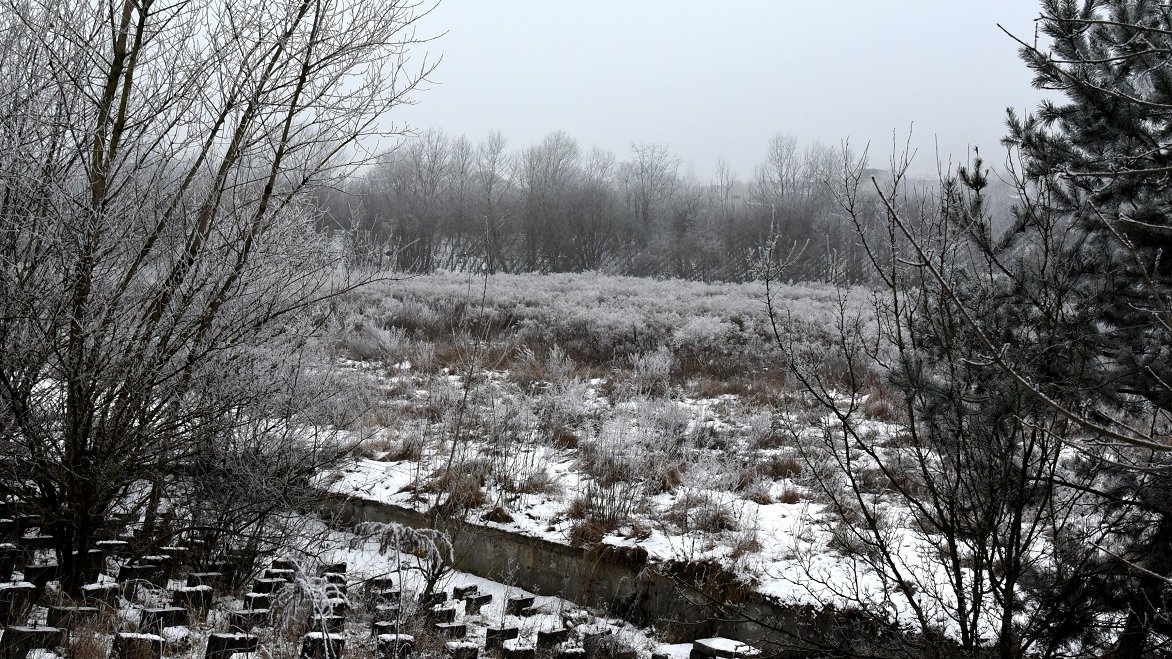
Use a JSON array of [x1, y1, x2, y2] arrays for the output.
[[626, 346, 674, 397]]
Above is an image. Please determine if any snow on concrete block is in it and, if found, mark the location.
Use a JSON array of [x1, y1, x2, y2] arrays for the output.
[[500, 640, 535, 659], [301, 633, 345, 659], [463, 593, 491, 616], [251, 578, 286, 594], [318, 562, 347, 576], [427, 605, 456, 624], [452, 585, 478, 600], [444, 641, 478, 659], [1, 626, 66, 659], [111, 632, 165, 659], [139, 606, 190, 634], [433, 622, 466, 640], [204, 632, 259, 659], [537, 629, 572, 650], [242, 592, 272, 610], [308, 615, 346, 634], [485, 626, 519, 652], [504, 595, 535, 616], [689, 638, 760, 659], [80, 582, 119, 608], [228, 609, 272, 632], [375, 634, 414, 659], [47, 605, 100, 628], [185, 572, 222, 589]]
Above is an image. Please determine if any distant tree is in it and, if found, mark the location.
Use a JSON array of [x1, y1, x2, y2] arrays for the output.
[[565, 148, 624, 271], [519, 131, 581, 271], [621, 142, 680, 233], [474, 132, 516, 274]]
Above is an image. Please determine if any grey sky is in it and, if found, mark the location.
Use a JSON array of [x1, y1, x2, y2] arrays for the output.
[[396, 1, 1050, 179]]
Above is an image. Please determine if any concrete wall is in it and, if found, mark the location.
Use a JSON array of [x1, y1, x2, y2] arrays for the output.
[[327, 495, 895, 656]]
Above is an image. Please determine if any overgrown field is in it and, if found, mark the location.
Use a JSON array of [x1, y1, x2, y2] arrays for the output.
[[331, 271, 871, 400], [320, 273, 944, 630]]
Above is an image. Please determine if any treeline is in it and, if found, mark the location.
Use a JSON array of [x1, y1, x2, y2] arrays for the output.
[[319, 131, 953, 282]]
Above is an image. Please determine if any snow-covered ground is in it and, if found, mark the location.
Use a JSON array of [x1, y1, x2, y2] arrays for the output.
[[321, 358, 1005, 644]]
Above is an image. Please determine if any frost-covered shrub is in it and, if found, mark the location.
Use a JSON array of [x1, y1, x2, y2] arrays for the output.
[[633, 398, 690, 443], [534, 378, 594, 445], [334, 317, 411, 363], [423, 377, 464, 424], [509, 345, 577, 389], [509, 468, 561, 496], [665, 492, 740, 533], [672, 315, 734, 353], [422, 458, 491, 515], [576, 425, 649, 525], [741, 480, 773, 505], [345, 271, 852, 381], [758, 453, 802, 480], [627, 346, 674, 397]]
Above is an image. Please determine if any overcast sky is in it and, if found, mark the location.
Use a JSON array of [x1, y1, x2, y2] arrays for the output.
[[394, 1, 1050, 179]]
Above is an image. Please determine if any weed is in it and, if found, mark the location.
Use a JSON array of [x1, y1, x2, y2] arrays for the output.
[[568, 516, 614, 546], [566, 496, 591, 520], [666, 493, 739, 533], [509, 468, 562, 497], [758, 453, 802, 480], [861, 385, 905, 422], [853, 466, 889, 494], [384, 435, 424, 462], [550, 429, 581, 449], [728, 529, 763, 562], [482, 506, 513, 523], [742, 480, 773, 505], [424, 458, 491, 515], [777, 483, 806, 504], [753, 430, 789, 450]]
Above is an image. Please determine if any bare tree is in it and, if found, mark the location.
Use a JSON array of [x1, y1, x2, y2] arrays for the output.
[[0, 0, 434, 591], [519, 130, 580, 271], [474, 131, 515, 273], [774, 149, 1109, 658], [566, 147, 622, 272], [622, 142, 680, 232]]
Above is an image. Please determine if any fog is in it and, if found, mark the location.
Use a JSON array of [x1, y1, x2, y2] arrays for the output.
[[397, 1, 1050, 178]]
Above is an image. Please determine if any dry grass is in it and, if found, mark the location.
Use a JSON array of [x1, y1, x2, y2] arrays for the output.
[[568, 516, 613, 546], [777, 483, 807, 504], [423, 458, 491, 515], [853, 466, 890, 495], [860, 385, 905, 422], [665, 494, 739, 533], [741, 480, 774, 505], [885, 455, 930, 498], [566, 495, 591, 520], [550, 428, 581, 449], [686, 374, 754, 399], [508, 468, 562, 496], [69, 612, 119, 659], [353, 431, 397, 459], [383, 435, 424, 462], [481, 506, 513, 523], [752, 430, 790, 450], [758, 453, 802, 480], [728, 529, 763, 562]]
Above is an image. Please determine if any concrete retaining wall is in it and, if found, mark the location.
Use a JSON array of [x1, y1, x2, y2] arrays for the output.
[[327, 495, 891, 655]]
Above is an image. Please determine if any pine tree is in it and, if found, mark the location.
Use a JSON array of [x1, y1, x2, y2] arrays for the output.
[[1000, 1, 1172, 654], [1008, 0, 1172, 417]]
